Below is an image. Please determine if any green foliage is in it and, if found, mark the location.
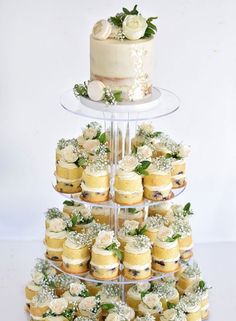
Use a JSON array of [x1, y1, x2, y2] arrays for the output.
[[143, 17, 158, 38], [73, 82, 88, 97], [128, 208, 139, 214], [165, 152, 182, 160], [166, 233, 181, 242], [98, 132, 107, 144], [167, 302, 176, 309], [183, 202, 194, 216], [106, 243, 123, 260], [101, 303, 115, 310], [134, 160, 151, 176], [63, 200, 74, 206], [75, 157, 87, 167], [128, 224, 147, 236]]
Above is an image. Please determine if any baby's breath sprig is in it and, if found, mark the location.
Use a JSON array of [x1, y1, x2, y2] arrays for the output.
[[45, 207, 64, 220], [104, 87, 122, 105], [74, 82, 88, 97]]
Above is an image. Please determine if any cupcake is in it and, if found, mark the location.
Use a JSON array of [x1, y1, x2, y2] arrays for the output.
[[70, 207, 94, 232], [144, 158, 172, 201], [151, 273, 177, 288], [166, 203, 193, 225], [45, 208, 68, 261], [78, 296, 102, 320], [81, 155, 110, 203], [126, 282, 151, 311], [90, 231, 121, 280], [63, 200, 87, 217], [91, 206, 113, 225], [118, 220, 141, 251], [62, 281, 89, 308], [148, 202, 172, 217], [160, 309, 187, 321], [62, 232, 91, 274], [178, 293, 201, 321], [118, 208, 145, 227], [152, 226, 180, 273], [54, 274, 77, 297], [56, 140, 88, 194], [144, 216, 167, 243], [114, 156, 145, 205], [131, 122, 161, 153], [138, 292, 163, 319], [98, 284, 121, 317], [106, 302, 135, 321], [123, 235, 152, 280], [172, 220, 193, 261], [25, 259, 56, 307], [43, 298, 71, 321], [176, 263, 201, 294], [185, 280, 210, 320], [152, 283, 179, 310], [29, 287, 55, 321]]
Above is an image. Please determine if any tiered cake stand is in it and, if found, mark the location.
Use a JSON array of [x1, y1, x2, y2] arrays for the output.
[[50, 86, 183, 301]]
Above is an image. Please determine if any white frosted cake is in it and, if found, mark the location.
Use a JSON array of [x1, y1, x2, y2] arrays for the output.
[[74, 5, 157, 104]]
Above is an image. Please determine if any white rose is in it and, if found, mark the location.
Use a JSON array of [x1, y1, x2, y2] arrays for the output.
[[48, 218, 66, 232], [156, 226, 173, 241], [137, 145, 153, 161], [79, 296, 96, 312], [179, 145, 191, 158], [83, 127, 98, 140], [61, 144, 78, 163], [83, 139, 100, 153], [142, 293, 161, 309], [139, 123, 154, 135], [92, 19, 112, 40], [148, 137, 161, 149], [136, 282, 151, 293], [119, 155, 139, 172], [87, 80, 105, 101], [123, 306, 135, 320], [69, 282, 86, 296], [49, 298, 68, 315], [124, 220, 139, 231], [122, 15, 147, 40], [95, 230, 114, 248], [105, 312, 120, 321], [77, 135, 86, 146], [162, 309, 178, 320], [32, 271, 44, 285], [79, 207, 92, 219]]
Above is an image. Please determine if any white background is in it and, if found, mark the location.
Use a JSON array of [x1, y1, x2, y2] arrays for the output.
[[1, 0, 236, 243]]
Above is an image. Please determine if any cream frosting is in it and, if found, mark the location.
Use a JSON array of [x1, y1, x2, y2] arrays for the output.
[[92, 246, 115, 256], [45, 230, 67, 239], [27, 281, 41, 292], [154, 239, 178, 249], [90, 261, 119, 269], [123, 261, 151, 270], [56, 175, 81, 183], [64, 238, 86, 249], [152, 255, 180, 263], [85, 166, 109, 177], [81, 182, 109, 192], [45, 246, 63, 252], [114, 188, 143, 195], [116, 170, 141, 181], [62, 255, 90, 265], [58, 160, 78, 169], [144, 183, 172, 192], [125, 243, 150, 254]]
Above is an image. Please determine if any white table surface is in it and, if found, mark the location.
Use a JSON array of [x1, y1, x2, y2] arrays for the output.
[[0, 240, 235, 320]]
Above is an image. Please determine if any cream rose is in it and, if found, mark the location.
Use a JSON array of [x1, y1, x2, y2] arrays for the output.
[[61, 144, 78, 163], [105, 313, 120, 321], [148, 137, 161, 149], [79, 296, 96, 312], [124, 220, 139, 231], [48, 218, 66, 232], [136, 282, 151, 293], [87, 80, 105, 101], [83, 139, 100, 153], [32, 271, 44, 285], [92, 19, 112, 40], [77, 135, 86, 146], [119, 155, 139, 172], [49, 298, 68, 315], [142, 292, 161, 309], [157, 226, 173, 241], [122, 15, 147, 40], [79, 207, 92, 219], [83, 127, 98, 140], [137, 145, 153, 161], [138, 123, 154, 135], [95, 230, 114, 248], [109, 25, 122, 39], [162, 308, 178, 320], [69, 282, 86, 296], [179, 144, 191, 158]]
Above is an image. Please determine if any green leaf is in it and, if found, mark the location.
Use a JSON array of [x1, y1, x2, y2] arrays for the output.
[[152, 131, 162, 137], [71, 215, 78, 227], [73, 83, 88, 97], [101, 303, 115, 310], [134, 160, 151, 176], [80, 289, 90, 297], [106, 243, 123, 260], [167, 302, 176, 309], [122, 7, 130, 14], [63, 200, 74, 206], [128, 208, 138, 214], [166, 233, 181, 242], [75, 157, 87, 167], [199, 280, 205, 289], [165, 152, 182, 160], [113, 90, 122, 102], [140, 160, 151, 170], [183, 202, 191, 212], [98, 132, 107, 144]]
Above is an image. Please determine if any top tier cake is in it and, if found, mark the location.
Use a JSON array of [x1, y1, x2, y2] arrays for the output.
[[74, 5, 157, 104]]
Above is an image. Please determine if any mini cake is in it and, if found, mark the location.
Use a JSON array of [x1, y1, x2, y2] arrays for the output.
[[172, 220, 193, 261], [56, 140, 87, 194], [106, 302, 135, 321], [77, 122, 103, 150], [166, 203, 193, 225], [138, 292, 163, 319], [54, 274, 77, 297], [160, 309, 187, 321], [148, 202, 172, 217], [29, 288, 55, 321], [185, 280, 210, 320], [78, 296, 102, 320], [152, 226, 180, 273], [90, 231, 121, 280], [118, 207, 145, 227], [176, 263, 201, 294], [118, 220, 140, 250], [45, 208, 68, 261], [131, 123, 161, 152], [178, 293, 201, 321], [89, 6, 157, 102], [84, 273, 102, 297], [152, 283, 179, 310], [56, 138, 77, 163], [144, 215, 167, 243], [85, 222, 111, 244], [25, 259, 56, 307], [81, 157, 110, 203], [151, 273, 177, 288], [91, 206, 113, 225], [98, 284, 121, 317], [62, 232, 91, 274], [126, 282, 151, 311], [62, 281, 89, 308], [71, 207, 94, 232], [63, 200, 87, 217], [144, 158, 172, 201], [123, 235, 152, 280], [114, 156, 144, 205], [43, 298, 70, 321]]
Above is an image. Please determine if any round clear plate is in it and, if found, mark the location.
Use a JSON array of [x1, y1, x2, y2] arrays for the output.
[[60, 87, 180, 121], [53, 182, 186, 209]]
